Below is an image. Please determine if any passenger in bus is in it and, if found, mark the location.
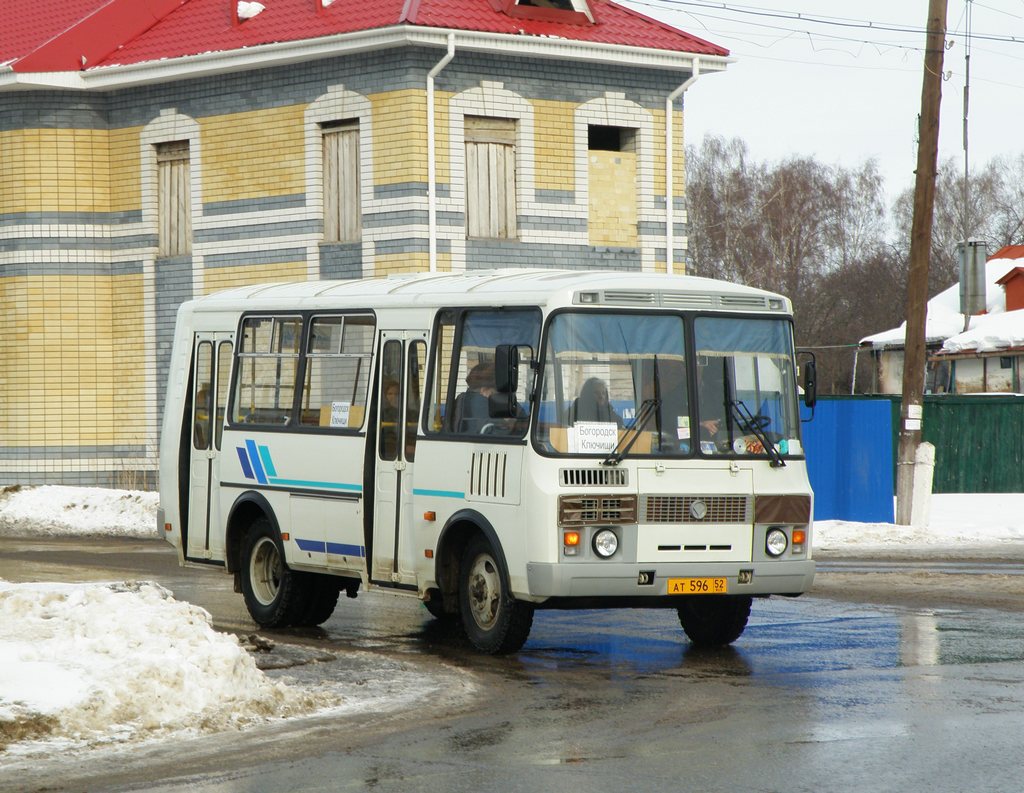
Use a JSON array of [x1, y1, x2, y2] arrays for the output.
[[567, 377, 623, 428], [381, 379, 400, 423], [451, 361, 496, 433]]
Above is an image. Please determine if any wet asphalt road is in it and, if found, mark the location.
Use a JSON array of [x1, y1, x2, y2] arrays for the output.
[[2, 537, 1024, 793]]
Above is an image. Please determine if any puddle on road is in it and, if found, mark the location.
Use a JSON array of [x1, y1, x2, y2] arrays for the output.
[[513, 597, 1024, 681]]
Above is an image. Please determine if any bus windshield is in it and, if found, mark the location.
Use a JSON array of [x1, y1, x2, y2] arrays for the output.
[[535, 312, 801, 459]]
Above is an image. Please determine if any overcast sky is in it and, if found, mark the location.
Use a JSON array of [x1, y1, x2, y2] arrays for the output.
[[625, 0, 1024, 197]]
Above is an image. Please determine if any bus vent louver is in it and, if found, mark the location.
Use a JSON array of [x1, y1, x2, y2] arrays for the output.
[[720, 295, 769, 309], [469, 452, 508, 499], [601, 290, 658, 306], [560, 468, 628, 487], [642, 495, 752, 523], [660, 292, 716, 308]]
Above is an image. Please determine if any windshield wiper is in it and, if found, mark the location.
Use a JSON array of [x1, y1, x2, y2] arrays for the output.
[[721, 357, 785, 468], [730, 399, 786, 468], [603, 398, 660, 466]]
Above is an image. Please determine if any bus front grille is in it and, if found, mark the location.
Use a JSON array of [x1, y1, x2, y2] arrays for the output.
[[642, 495, 752, 524], [560, 468, 629, 487]]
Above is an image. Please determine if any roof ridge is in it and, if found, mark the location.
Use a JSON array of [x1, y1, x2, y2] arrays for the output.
[[15, 0, 192, 73]]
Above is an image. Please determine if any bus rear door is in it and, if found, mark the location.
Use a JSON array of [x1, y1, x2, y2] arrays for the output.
[[187, 333, 233, 561], [371, 331, 427, 587]]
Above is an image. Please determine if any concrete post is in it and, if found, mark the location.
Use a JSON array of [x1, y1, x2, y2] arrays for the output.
[[909, 441, 935, 528]]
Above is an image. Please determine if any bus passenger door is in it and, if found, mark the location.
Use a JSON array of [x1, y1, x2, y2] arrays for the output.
[[187, 334, 233, 560], [372, 332, 427, 586]]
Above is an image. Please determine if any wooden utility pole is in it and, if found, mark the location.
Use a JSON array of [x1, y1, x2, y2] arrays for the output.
[[896, 0, 948, 525]]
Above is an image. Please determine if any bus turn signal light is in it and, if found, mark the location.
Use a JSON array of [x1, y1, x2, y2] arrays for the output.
[[563, 531, 581, 556]]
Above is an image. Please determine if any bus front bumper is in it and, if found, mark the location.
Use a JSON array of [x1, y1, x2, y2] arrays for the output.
[[525, 559, 815, 600]]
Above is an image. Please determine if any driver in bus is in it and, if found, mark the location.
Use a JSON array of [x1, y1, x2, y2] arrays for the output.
[[452, 361, 496, 433]]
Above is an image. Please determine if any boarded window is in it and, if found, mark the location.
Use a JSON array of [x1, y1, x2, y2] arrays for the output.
[[157, 141, 191, 257], [465, 116, 517, 239], [588, 125, 637, 247], [322, 121, 361, 242]]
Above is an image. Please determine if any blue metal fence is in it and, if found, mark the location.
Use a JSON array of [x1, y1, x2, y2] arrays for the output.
[[801, 398, 895, 523]]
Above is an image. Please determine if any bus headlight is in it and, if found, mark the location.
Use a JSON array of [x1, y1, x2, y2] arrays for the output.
[[765, 528, 788, 557], [593, 529, 619, 558]]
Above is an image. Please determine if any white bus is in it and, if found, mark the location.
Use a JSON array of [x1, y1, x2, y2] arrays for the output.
[[158, 269, 817, 654]]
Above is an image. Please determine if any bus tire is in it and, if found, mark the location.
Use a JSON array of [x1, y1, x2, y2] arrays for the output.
[[458, 534, 533, 655], [239, 518, 309, 628], [677, 595, 752, 647], [296, 574, 342, 627]]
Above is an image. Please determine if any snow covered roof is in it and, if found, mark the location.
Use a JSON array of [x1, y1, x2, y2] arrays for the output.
[[0, 0, 728, 90], [860, 255, 1022, 351]]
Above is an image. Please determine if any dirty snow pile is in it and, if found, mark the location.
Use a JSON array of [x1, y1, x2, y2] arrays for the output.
[[0, 580, 328, 755], [0, 485, 158, 538]]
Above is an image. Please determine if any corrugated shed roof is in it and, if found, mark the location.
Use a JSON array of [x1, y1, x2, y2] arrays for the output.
[[2, 0, 726, 74]]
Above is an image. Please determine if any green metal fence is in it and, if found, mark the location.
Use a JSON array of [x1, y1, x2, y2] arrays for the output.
[[921, 394, 1024, 492]]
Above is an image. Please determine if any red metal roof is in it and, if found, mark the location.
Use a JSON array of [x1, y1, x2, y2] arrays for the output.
[[2, 0, 726, 74], [990, 245, 1024, 262]]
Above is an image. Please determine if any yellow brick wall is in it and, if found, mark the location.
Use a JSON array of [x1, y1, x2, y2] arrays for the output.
[[373, 252, 445, 277], [588, 150, 637, 247], [372, 89, 430, 185], [109, 127, 142, 212], [532, 99, 575, 192], [0, 128, 111, 214], [202, 261, 309, 294], [201, 105, 306, 203], [110, 273, 147, 447], [0, 276, 124, 446]]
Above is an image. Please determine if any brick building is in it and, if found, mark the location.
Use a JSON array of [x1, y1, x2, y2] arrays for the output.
[[0, 0, 728, 485]]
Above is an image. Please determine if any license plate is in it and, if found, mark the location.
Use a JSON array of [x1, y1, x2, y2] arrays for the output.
[[667, 577, 728, 595]]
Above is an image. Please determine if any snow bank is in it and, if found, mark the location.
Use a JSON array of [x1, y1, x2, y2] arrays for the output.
[[0, 580, 328, 755], [0, 485, 158, 538], [814, 493, 1024, 549]]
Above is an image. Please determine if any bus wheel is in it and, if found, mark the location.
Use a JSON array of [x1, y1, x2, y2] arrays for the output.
[[677, 595, 752, 647], [296, 574, 342, 627], [240, 518, 308, 628], [458, 535, 533, 655]]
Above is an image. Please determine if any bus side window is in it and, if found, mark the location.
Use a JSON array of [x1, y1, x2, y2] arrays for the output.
[[406, 341, 425, 460], [193, 341, 213, 450], [301, 314, 374, 430], [379, 341, 402, 460], [215, 341, 232, 450], [230, 315, 301, 427]]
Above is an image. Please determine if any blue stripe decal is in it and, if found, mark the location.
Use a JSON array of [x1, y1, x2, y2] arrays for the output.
[[326, 542, 366, 557], [269, 478, 362, 492], [296, 538, 327, 553], [258, 444, 277, 477], [413, 488, 466, 499], [245, 439, 268, 484], [236, 447, 254, 480]]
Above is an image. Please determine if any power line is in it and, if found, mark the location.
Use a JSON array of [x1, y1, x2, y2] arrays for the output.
[[630, 0, 1024, 45]]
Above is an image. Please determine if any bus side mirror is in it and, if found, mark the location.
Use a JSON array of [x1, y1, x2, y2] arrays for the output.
[[494, 344, 519, 394], [800, 354, 817, 409]]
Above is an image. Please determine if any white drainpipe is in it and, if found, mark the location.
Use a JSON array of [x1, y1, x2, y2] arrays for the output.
[[427, 33, 456, 273], [665, 57, 700, 275]]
